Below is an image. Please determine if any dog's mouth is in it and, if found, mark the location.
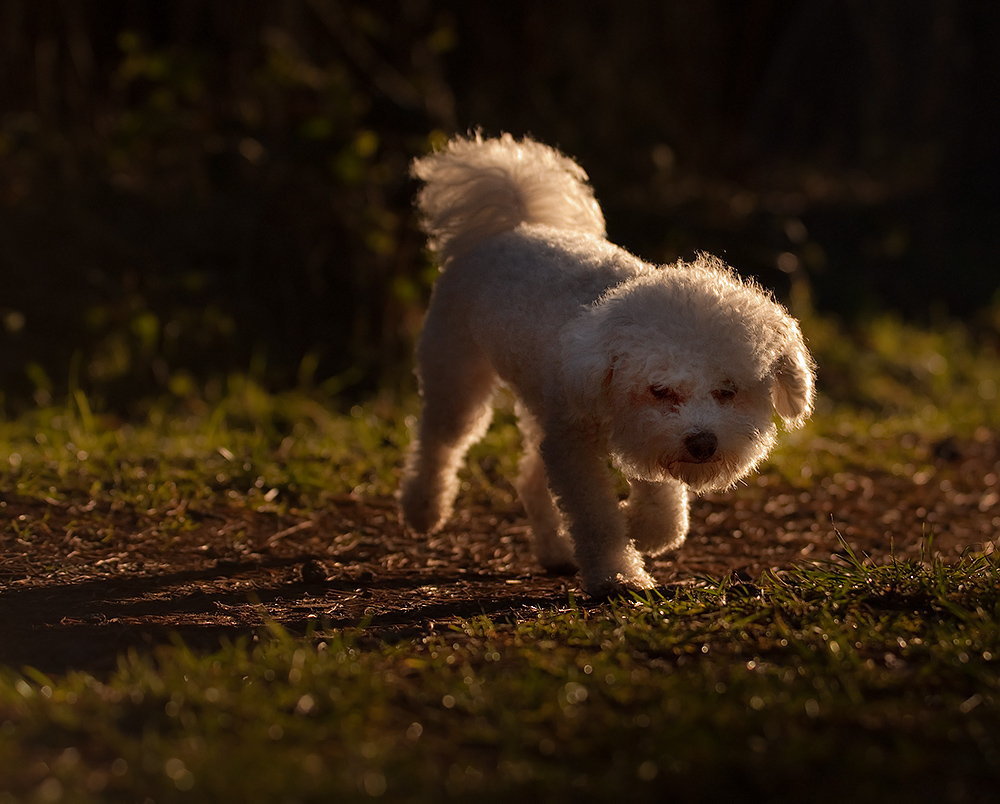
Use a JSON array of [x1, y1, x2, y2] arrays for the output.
[[663, 457, 725, 481], [666, 454, 724, 472]]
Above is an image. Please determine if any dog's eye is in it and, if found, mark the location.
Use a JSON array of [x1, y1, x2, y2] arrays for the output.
[[712, 386, 737, 404], [650, 385, 681, 406]]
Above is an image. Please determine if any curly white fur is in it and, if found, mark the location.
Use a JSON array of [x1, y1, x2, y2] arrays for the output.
[[411, 132, 606, 263], [400, 133, 815, 597]]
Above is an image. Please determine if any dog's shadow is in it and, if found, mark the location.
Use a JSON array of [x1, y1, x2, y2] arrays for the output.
[[0, 551, 589, 675]]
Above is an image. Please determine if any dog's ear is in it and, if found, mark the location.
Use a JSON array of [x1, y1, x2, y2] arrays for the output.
[[770, 336, 815, 429], [559, 311, 616, 424]]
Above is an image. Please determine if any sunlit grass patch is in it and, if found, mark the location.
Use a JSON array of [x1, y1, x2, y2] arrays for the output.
[[803, 311, 1000, 431], [0, 380, 413, 513]]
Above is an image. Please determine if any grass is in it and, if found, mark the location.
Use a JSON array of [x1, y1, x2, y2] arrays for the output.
[[1, 312, 1000, 802], [0, 381, 413, 512], [2, 556, 999, 802]]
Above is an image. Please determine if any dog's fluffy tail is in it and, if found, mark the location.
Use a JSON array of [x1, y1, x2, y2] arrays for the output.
[[411, 132, 606, 265]]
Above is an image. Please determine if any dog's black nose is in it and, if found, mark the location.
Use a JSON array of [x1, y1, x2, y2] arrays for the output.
[[684, 431, 718, 462]]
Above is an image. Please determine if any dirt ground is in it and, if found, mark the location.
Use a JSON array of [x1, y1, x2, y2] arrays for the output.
[[2, 432, 998, 675]]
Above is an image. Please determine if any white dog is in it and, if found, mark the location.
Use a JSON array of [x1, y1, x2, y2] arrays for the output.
[[399, 133, 815, 596]]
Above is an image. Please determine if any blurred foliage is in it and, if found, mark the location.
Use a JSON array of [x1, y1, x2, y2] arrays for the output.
[[1, 0, 452, 411], [0, 0, 998, 413]]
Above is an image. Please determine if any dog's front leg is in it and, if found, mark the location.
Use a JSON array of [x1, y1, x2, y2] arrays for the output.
[[540, 426, 657, 596], [626, 478, 689, 556]]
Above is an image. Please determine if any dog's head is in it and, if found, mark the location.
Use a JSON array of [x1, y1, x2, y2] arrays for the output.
[[559, 257, 815, 491]]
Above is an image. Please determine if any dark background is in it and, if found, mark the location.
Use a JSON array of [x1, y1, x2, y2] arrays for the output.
[[2, 0, 998, 411]]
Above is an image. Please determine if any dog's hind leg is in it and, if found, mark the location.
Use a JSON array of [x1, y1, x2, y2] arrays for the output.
[[514, 405, 576, 572], [399, 329, 498, 534], [626, 478, 689, 556]]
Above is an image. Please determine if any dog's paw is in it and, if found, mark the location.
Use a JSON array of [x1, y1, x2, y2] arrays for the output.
[[399, 471, 459, 535], [625, 480, 689, 556], [397, 493, 447, 535], [533, 536, 578, 574], [630, 528, 686, 557], [583, 566, 658, 600]]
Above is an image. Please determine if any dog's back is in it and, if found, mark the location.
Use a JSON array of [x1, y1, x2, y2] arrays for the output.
[[411, 133, 606, 266]]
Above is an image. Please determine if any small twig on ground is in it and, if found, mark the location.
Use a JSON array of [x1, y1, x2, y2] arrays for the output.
[[265, 519, 316, 547]]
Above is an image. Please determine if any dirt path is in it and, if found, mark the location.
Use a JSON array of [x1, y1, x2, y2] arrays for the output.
[[2, 433, 997, 674]]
